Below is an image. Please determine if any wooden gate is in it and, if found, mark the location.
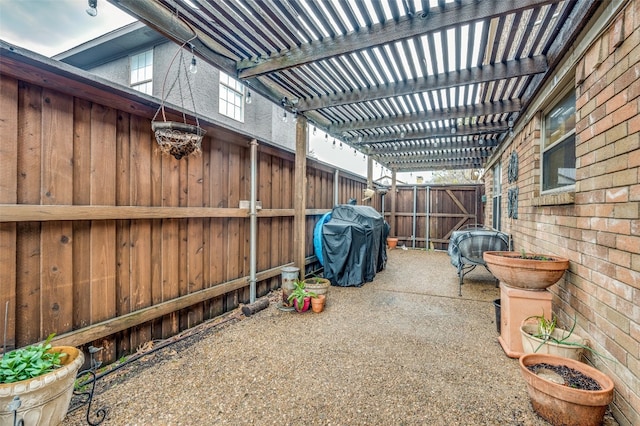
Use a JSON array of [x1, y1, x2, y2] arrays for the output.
[[385, 184, 484, 250]]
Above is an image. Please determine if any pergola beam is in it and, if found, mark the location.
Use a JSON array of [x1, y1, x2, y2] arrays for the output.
[[237, 0, 561, 79], [331, 99, 521, 132], [298, 56, 547, 112], [355, 123, 508, 144]]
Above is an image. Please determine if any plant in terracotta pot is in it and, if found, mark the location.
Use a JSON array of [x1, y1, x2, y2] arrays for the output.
[[520, 314, 589, 361], [519, 353, 614, 426], [310, 294, 326, 313], [0, 334, 85, 425], [483, 249, 570, 290], [287, 279, 316, 313]]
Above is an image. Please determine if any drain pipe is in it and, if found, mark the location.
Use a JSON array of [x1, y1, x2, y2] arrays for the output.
[[412, 185, 417, 248], [334, 169, 340, 206], [249, 139, 258, 303]]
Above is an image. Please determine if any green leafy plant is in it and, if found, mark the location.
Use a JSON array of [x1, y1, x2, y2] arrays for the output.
[[523, 313, 612, 361], [287, 279, 317, 309], [0, 333, 65, 384], [519, 249, 552, 260]]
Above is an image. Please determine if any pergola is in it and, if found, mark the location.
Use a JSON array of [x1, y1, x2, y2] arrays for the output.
[[109, 0, 598, 171], [108, 0, 599, 270]]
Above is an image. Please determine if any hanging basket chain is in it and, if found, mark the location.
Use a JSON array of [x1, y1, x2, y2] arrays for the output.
[[151, 29, 206, 160]]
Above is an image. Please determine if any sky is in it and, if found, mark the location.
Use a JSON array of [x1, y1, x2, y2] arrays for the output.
[[0, 0, 421, 183], [0, 0, 136, 57]]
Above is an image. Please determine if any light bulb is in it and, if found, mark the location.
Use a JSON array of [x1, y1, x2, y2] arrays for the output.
[[246, 90, 252, 104], [313, 126, 317, 135], [339, 142, 343, 150], [357, 135, 363, 143], [450, 126, 456, 134], [362, 154, 366, 161], [189, 56, 198, 74], [282, 111, 287, 122], [86, 0, 97, 16], [332, 139, 336, 149], [325, 134, 328, 142], [353, 149, 357, 156]]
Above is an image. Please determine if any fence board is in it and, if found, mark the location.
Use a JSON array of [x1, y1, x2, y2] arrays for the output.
[[15, 81, 42, 347]]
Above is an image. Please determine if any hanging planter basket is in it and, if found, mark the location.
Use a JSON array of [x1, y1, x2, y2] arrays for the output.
[[151, 121, 205, 160], [151, 32, 205, 160]]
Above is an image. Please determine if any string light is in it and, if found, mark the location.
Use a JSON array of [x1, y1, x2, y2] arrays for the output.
[[245, 89, 252, 104], [313, 126, 317, 135], [353, 149, 357, 156], [189, 44, 197, 74], [325, 134, 328, 142], [332, 139, 336, 149], [282, 110, 287, 122], [339, 142, 343, 150], [86, 0, 98, 16]]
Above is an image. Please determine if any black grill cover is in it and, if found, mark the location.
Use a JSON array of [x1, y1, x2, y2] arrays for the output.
[[322, 205, 388, 287]]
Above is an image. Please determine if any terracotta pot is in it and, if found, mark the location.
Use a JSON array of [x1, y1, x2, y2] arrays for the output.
[[387, 237, 398, 249], [293, 296, 311, 312], [0, 346, 84, 426], [520, 321, 587, 361], [303, 277, 331, 296], [311, 294, 326, 313], [519, 353, 614, 426], [483, 251, 569, 290]]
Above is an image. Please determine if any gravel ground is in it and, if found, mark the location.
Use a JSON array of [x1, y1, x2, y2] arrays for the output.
[[62, 249, 618, 426]]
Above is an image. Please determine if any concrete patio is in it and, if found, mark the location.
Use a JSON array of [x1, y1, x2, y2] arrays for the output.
[[62, 249, 618, 425]]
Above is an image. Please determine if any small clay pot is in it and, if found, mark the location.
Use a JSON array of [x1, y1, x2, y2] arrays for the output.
[[294, 296, 311, 312], [311, 294, 326, 313], [387, 237, 398, 249]]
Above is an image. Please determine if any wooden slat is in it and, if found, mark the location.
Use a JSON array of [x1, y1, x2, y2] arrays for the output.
[[50, 263, 292, 349], [16, 81, 42, 347], [40, 89, 74, 339], [0, 75, 18, 350]]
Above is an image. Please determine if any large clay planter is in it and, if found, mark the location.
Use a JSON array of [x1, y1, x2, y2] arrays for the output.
[[311, 294, 326, 313], [519, 353, 614, 426], [521, 321, 587, 361], [0, 346, 84, 425], [303, 277, 331, 296], [483, 251, 569, 290]]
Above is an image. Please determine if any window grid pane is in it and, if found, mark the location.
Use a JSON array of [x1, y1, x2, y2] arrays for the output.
[[219, 72, 244, 122]]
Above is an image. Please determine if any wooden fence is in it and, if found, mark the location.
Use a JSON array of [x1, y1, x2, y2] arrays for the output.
[[387, 184, 484, 250], [0, 48, 380, 364]]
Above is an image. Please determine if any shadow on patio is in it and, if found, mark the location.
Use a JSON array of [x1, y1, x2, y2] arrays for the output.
[[63, 250, 617, 425]]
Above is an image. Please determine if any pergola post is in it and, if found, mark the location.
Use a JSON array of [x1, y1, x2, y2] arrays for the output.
[[367, 156, 373, 189], [391, 169, 397, 237], [294, 115, 308, 274]]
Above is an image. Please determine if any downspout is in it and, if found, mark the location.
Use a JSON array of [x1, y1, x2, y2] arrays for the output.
[[412, 185, 417, 248], [426, 186, 430, 250], [334, 169, 340, 206], [249, 139, 258, 303]]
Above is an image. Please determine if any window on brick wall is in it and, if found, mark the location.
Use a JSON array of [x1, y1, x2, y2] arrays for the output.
[[542, 89, 576, 193], [130, 49, 153, 95], [219, 72, 245, 122]]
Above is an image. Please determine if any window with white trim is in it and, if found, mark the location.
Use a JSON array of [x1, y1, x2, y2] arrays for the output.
[[542, 89, 576, 193], [130, 50, 153, 95], [219, 72, 245, 122]]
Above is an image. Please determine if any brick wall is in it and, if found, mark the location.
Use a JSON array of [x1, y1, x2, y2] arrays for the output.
[[486, 1, 639, 424]]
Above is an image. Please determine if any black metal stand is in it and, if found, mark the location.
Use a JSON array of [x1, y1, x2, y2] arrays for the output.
[[68, 345, 108, 425]]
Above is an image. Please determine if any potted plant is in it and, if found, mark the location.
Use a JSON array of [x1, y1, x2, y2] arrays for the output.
[[519, 353, 614, 426], [287, 279, 316, 313], [311, 294, 326, 313], [520, 314, 589, 361], [303, 276, 330, 297], [0, 334, 85, 425], [483, 249, 570, 290]]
